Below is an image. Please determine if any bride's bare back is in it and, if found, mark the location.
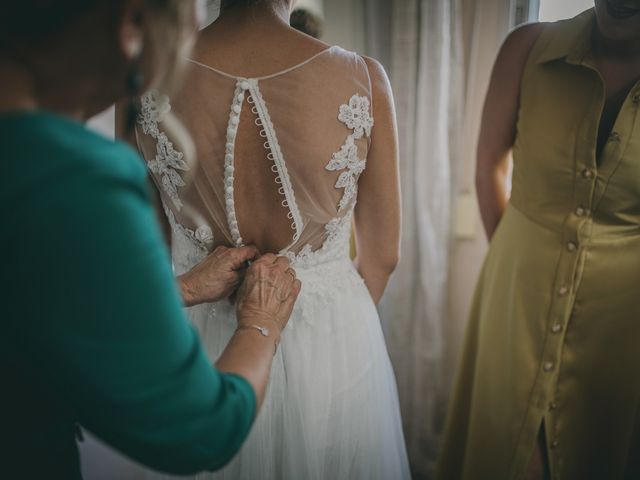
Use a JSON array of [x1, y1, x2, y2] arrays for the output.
[[137, 2, 400, 299]]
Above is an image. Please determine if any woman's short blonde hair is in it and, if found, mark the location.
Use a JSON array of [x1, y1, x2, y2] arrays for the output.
[[144, 0, 198, 94]]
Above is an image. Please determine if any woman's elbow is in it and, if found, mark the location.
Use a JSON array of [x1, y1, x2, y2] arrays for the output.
[[383, 252, 400, 275], [362, 250, 399, 277], [154, 417, 251, 475]]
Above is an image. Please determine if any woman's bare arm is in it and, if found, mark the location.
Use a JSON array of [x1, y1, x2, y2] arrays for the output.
[[476, 23, 545, 239], [217, 253, 301, 409], [353, 57, 401, 304]]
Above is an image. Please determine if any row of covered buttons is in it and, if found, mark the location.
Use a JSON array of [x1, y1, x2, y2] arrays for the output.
[[570, 158, 596, 252], [545, 91, 640, 456], [223, 81, 252, 247], [542, 95, 639, 456], [542, 154, 597, 447], [543, 165, 591, 376]]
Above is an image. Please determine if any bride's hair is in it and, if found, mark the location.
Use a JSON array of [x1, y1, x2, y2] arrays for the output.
[[221, 0, 257, 6], [221, 0, 287, 10]]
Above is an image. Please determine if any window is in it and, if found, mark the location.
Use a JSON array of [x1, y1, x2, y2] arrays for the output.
[[538, 0, 594, 22], [514, 0, 539, 24]]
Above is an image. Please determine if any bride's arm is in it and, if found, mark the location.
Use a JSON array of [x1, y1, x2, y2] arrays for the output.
[[353, 57, 401, 304]]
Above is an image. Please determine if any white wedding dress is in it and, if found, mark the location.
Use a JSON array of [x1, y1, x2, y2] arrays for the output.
[[136, 46, 411, 480]]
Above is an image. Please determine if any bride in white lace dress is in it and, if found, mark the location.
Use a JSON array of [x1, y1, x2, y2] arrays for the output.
[[136, 1, 410, 478]]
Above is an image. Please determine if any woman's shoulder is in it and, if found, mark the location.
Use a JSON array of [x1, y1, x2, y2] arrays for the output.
[[499, 22, 547, 64], [1, 111, 146, 186], [1, 111, 149, 218], [488, 22, 547, 92]]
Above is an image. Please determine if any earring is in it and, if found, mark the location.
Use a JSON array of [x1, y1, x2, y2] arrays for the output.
[[125, 52, 145, 132]]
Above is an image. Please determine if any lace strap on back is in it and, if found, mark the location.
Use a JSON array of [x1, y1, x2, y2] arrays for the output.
[[137, 90, 190, 211]]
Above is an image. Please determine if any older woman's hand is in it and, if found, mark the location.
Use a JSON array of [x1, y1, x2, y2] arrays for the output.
[[178, 245, 260, 307], [235, 254, 302, 336]]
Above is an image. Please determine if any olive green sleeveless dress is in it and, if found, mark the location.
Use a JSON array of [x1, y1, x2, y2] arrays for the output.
[[438, 10, 640, 480]]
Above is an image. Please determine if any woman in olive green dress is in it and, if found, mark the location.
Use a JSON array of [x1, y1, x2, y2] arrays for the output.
[[0, 1, 302, 478], [439, 1, 640, 479]]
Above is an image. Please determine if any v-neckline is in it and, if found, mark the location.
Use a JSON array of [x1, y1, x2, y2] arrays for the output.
[[578, 56, 640, 179]]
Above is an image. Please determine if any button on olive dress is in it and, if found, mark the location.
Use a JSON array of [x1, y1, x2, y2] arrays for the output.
[[438, 10, 640, 480]]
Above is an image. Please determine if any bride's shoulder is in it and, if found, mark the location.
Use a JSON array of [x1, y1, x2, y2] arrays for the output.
[[314, 44, 374, 75], [323, 49, 390, 96], [282, 25, 358, 63]]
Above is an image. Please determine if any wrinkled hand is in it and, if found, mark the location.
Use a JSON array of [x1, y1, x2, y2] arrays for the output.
[[178, 245, 260, 307], [235, 254, 302, 335]]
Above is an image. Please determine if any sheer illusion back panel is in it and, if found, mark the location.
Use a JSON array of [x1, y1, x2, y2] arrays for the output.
[[136, 46, 373, 256]]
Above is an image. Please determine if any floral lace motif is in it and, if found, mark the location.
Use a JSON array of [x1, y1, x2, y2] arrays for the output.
[[338, 94, 374, 139], [138, 90, 189, 210], [286, 94, 373, 268], [162, 203, 214, 254], [326, 136, 367, 211], [279, 209, 366, 328], [284, 210, 353, 269], [328, 94, 373, 212]]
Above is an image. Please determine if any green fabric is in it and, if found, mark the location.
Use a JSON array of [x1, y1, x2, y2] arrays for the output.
[[0, 111, 256, 478], [439, 9, 640, 480]]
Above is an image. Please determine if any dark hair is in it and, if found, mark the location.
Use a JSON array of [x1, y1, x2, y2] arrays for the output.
[[290, 9, 323, 39], [0, 0, 100, 47], [221, 0, 282, 10]]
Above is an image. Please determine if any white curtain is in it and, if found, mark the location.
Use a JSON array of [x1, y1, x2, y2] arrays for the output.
[[369, 0, 517, 478], [376, 1, 464, 477]]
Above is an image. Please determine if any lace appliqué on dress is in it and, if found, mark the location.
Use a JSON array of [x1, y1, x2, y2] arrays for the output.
[[328, 94, 373, 212], [284, 210, 353, 269], [326, 136, 367, 211], [284, 94, 373, 268], [138, 90, 189, 210], [283, 210, 366, 328], [338, 94, 374, 139], [162, 203, 213, 254]]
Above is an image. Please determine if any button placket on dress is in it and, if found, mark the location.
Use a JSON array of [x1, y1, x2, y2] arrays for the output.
[[510, 77, 604, 478], [544, 78, 640, 479], [538, 76, 604, 476]]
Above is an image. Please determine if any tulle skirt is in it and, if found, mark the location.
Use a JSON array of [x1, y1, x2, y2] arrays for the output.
[[148, 255, 410, 480]]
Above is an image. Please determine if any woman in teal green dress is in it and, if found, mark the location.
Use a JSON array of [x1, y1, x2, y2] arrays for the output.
[[0, 1, 301, 478]]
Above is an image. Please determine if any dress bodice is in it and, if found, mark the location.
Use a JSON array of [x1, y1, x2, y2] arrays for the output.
[[136, 46, 373, 267], [513, 9, 640, 238]]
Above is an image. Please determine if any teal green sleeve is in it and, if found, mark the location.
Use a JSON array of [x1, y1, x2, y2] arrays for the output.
[[11, 151, 256, 474]]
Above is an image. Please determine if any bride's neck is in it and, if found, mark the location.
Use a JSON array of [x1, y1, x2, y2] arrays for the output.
[[212, 1, 291, 31]]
